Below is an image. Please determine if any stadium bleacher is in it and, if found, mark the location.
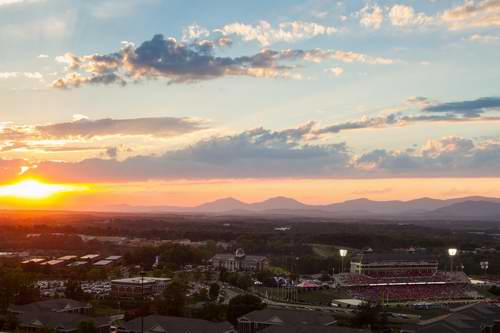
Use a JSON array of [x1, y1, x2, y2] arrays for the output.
[[334, 253, 475, 302]]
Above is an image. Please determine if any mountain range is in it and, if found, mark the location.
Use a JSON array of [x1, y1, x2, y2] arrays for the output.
[[104, 195, 500, 220]]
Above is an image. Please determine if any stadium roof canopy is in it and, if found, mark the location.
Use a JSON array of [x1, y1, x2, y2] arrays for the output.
[[352, 253, 436, 264]]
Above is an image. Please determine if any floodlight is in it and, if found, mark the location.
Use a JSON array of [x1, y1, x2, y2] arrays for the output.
[[339, 249, 348, 257], [448, 248, 457, 256]]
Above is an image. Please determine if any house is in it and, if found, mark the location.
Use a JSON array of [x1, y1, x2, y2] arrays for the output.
[[15, 311, 111, 333], [118, 315, 235, 333], [210, 249, 268, 272], [237, 308, 338, 333], [401, 303, 500, 333], [8, 299, 92, 315]]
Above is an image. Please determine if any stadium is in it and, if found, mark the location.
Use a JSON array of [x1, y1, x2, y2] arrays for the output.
[[333, 253, 481, 303]]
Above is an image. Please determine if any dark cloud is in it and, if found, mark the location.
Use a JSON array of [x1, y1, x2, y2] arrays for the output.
[[313, 112, 500, 136], [52, 34, 395, 88], [23, 130, 500, 182], [423, 97, 500, 117], [35, 116, 206, 138], [356, 136, 500, 177], [52, 35, 299, 88], [105, 147, 118, 158], [27, 128, 351, 181]]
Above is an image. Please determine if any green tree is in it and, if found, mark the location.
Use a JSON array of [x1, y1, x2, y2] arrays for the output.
[[197, 303, 228, 321], [208, 283, 220, 301], [227, 294, 266, 324], [158, 280, 187, 317], [78, 321, 97, 333], [40, 326, 56, 333], [351, 302, 385, 329], [0, 267, 39, 312], [3, 313, 19, 330], [65, 280, 85, 300]]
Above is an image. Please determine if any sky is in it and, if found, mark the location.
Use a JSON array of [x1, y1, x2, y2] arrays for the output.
[[0, 0, 500, 209]]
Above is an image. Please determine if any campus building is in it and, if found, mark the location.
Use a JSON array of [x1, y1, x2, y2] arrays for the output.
[[111, 277, 171, 299], [210, 249, 268, 272]]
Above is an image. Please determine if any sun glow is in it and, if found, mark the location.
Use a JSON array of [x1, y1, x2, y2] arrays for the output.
[[0, 179, 87, 199]]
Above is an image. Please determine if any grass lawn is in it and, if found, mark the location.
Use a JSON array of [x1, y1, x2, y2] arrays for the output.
[[310, 244, 337, 258]]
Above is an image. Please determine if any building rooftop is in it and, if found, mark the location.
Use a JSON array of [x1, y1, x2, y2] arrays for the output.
[[238, 308, 336, 327], [21, 258, 45, 264], [212, 253, 267, 262], [41, 259, 66, 266], [261, 325, 370, 333], [105, 255, 122, 260], [93, 260, 113, 266], [81, 254, 100, 259], [8, 298, 92, 314], [408, 303, 500, 333], [352, 253, 437, 264], [16, 311, 111, 332], [119, 315, 234, 333], [67, 261, 88, 267], [58, 255, 78, 261], [112, 277, 171, 284]]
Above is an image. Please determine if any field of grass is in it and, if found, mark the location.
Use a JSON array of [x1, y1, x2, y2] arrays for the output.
[[310, 244, 338, 258]]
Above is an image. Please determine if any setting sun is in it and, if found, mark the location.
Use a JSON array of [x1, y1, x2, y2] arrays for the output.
[[0, 179, 87, 199]]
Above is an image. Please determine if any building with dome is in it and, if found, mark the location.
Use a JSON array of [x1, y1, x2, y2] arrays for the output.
[[210, 249, 268, 272]]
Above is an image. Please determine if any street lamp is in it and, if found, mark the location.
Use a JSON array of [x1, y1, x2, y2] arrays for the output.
[[339, 249, 348, 273], [448, 248, 457, 272], [480, 261, 489, 277]]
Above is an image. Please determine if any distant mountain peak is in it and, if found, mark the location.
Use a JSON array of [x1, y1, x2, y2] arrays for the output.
[[101, 195, 500, 221]]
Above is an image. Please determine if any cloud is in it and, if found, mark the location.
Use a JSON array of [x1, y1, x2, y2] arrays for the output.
[[52, 35, 296, 88], [0, 141, 105, 153], [217, 20, 337, 46], [388, 4, 434, 27], [52, 34, 395, 88], [359, 4, 384, 30], [35, 116, 206, 139], [468, 33, 499, 43], [182, 23, 210, 40], [31, 116, 205, 139], [0, 116, 208, 153], [356, 136, 500, 177], [325, 67, 344, 77], [299, 49, 395, 65], [37, 54, 49, 59], [441, 0, 500, 29], [0, 72, 43, 80], [21, 134, 500, 181], [423, 97, 500, 117], [26, 128, 352, 181], [0, 72, 18, 79], [0, 0, 44, 6], [312, 111, 500, 136], [105, 147, 118, 158]]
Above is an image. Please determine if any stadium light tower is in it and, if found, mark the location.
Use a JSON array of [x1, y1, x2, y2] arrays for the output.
[[448, 248, 457, 272], [339, 249, 348, 273]]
